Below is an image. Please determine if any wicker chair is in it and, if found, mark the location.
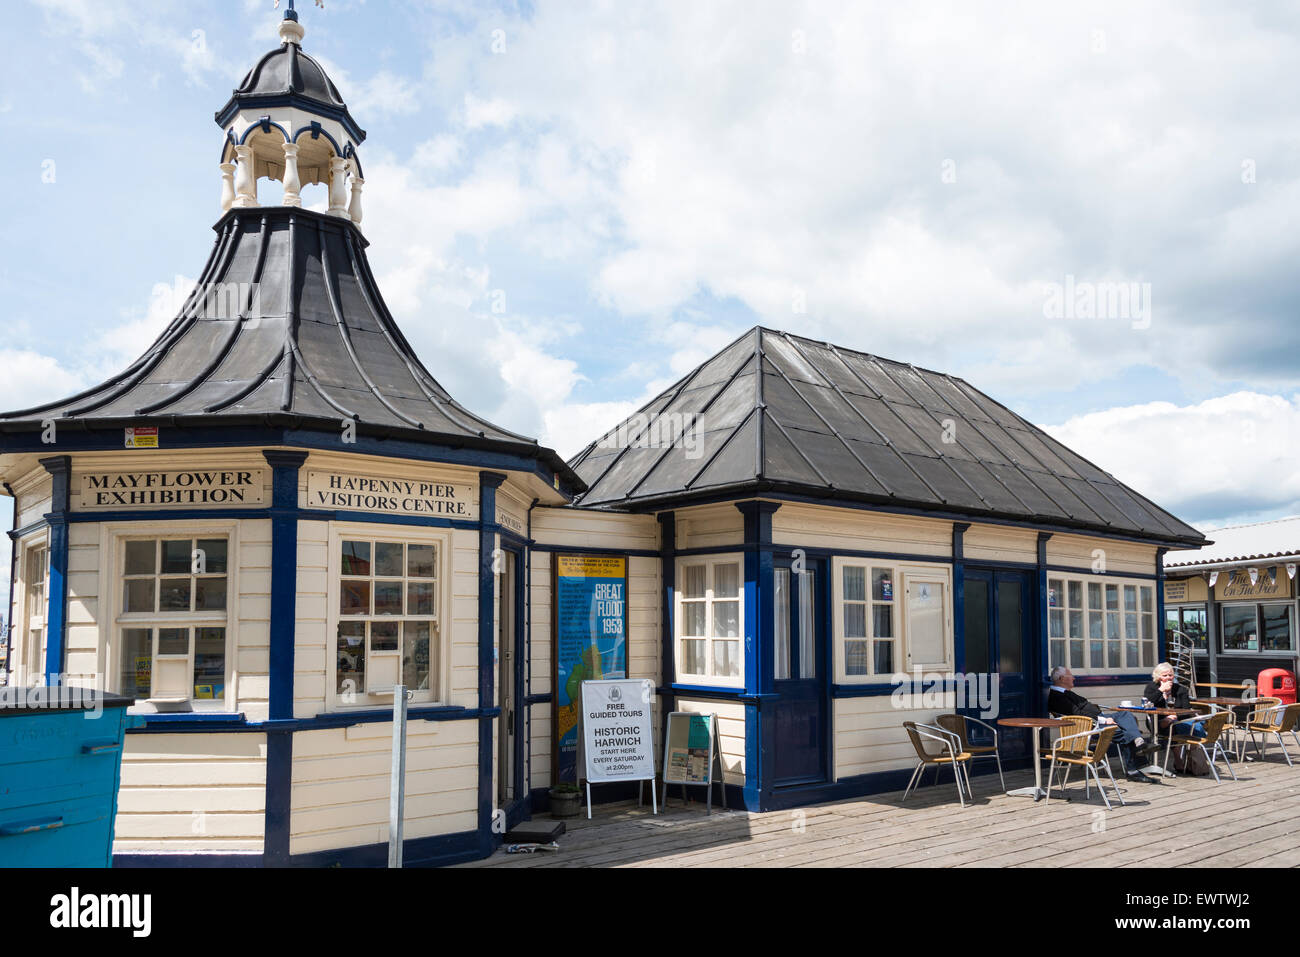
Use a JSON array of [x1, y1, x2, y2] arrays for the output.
[[1245, 701, 1300, 767], [1044, 723, 1125, 810], [902, 721, 972, 808], [936, 713, 1005, 792], [1239, 696, 1283, 761], [1168, 711, 1236, 783], [1047, 712, 1127, 775]]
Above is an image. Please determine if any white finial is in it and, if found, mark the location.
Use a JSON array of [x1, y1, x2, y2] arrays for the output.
[[278, 17, 305, 45]]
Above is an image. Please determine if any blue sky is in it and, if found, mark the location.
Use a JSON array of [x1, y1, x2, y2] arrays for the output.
[[1, 0, 1298, 580]]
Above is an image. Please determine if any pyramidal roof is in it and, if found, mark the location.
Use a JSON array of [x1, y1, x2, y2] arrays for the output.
[[569, 327, 1205, 547], [0, 206, 575, 478]]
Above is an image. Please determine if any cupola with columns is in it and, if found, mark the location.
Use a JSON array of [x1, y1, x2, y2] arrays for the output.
[[215, 0, 365, 224]]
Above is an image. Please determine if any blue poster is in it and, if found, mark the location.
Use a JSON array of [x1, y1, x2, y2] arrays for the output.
[[555, 555, 627, 783]]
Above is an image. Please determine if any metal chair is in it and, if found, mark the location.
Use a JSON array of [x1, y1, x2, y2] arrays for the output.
[[1239, 696, 1282, 761], [1245, 701, 1300, 766], [902, 721, 972, 808], [1168, 711, 1236, 782], [1048, 712, 1128, 776], [936, 713, 1005, 792], [1044, 724, 1125, 810]]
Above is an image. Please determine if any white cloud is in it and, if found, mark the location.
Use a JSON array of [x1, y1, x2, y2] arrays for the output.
[[0, 350, 88, 415], [1043, 392, 1300, 526]]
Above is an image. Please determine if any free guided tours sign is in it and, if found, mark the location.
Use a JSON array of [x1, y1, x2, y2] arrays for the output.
[[580, 679, 655, 784]]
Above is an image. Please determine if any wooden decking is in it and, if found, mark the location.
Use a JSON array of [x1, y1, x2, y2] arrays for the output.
[[462, 754, 1300, 868]]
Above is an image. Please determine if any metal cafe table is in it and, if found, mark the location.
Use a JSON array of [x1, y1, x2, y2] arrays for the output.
[[996, 717, 1067, 800], [1117, 706, 1197, 777]]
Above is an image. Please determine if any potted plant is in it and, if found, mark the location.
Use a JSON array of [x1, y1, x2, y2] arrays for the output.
[[548, 783, 582, 818]]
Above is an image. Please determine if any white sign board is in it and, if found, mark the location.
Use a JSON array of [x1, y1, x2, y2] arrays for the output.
[[77, 469, 267, 509], [306, 471, 478, 520], [580, 679, 655, 784]]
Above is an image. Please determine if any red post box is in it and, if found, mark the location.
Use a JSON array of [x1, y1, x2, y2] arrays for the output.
[[1258, 668, 1297, 705]]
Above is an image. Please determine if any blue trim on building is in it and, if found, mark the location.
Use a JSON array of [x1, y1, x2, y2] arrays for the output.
[[952, 523, 969, 673], [736, 501, 780, 811], [1036, 532, 1052, 712], [264, 730, 293, 865], [477, 471, 506, 843], [1155, 548, 1169, 662], [264, 450, 307, 721], [40, 456, 71, 683]]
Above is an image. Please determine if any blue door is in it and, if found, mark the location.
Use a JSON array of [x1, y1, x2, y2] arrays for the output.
[[772, 558, 829, 786], [962, 568, 1036, 761]]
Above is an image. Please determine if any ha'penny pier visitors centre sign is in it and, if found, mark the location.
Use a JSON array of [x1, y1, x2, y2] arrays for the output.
[[77, 469, 267, 509], [306, 471, 479, 519]]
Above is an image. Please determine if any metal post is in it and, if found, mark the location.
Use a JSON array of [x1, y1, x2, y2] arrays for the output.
[[388, 685, 409, 868]]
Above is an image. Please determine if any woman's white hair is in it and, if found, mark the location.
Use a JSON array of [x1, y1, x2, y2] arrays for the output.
[[1151, 661, 1176, 681]]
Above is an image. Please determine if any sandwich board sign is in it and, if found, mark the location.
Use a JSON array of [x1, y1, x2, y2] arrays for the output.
[[579, 678, 657, 818], [661, 711, 726, 814]]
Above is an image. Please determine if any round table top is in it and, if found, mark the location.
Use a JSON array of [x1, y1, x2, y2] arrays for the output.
[[997, 717, 1067, 728], [1117, 706, 1196, 717]]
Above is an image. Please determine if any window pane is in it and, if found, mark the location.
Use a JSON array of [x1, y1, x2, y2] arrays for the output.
[[374, 581, 403, 616], [1263, 605, 1294, 652], [1107, 642, 1120, 668], [196, 539, 228, 575], [798, 571, 815, 680], [1125, 640, 1139, 668], [873, 640, 894, 675], [714, 563, 740, 599], [161, 540, 192, 575], [193, 628, 225, 700], [340, 579, 371, 616], [1124, 585, 1137, 612], [1140, 613, 1153, 641], [407, 581, 436, 617], [403, 621, 432, 691], [1090, 640, 1104, 669], [1141, 641, 1154, 669], [682, 602, 706, 637], [683, 638, 705, 675], [195, 577, 228, 612], [1069, 640, 1084, 669], [337, 622, 366, 693], [124, 579, 155, 613], [341, 541, 371, 576], [713, 600, 740, 638], [375, 542, 404, 577], [774, 569, 790, 681], [682, 565, 706, 599], [1048, 579, 1063, 610], [1184, 608, 1207, 650], [124, 540, 156, 576], [873, 604, 893, 639], [1049, 639, 1065, 669], [1089, 609, 1103, 640], [845, 640, 869, 676], [1106, 584, 1119, 611], [713, 640, 740, 677], [1068, 581, 1082, 609], [159, 578, 192, 612], [120, 628, 153, 699], [1088, 582, 1102, 610], [1068, 610, 1083, 640], [1124, 613, 1138, 641], [1222, 605, 1257, 651], [407, 544, 436, 579], [843, 566, 866, 603], [872, 569, 894, 602], [1049, 609, 1064, 638], [844, 603, 867, 639], [371, 621, 399, 651], [1140, 586, 1153, 614], [158, 628, 188, 656]]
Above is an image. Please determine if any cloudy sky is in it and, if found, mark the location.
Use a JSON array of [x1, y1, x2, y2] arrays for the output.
[[1, 0, 1298, 613]]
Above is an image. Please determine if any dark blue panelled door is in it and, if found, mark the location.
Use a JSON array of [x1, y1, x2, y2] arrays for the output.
[[962, 568, 1035, 761], [772, 558, 829, 786]]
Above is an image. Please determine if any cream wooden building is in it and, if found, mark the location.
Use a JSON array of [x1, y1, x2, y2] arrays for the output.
[[0, 7, 1207, 866]]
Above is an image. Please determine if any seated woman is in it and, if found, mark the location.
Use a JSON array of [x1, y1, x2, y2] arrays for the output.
[[1144, 662, 1205, 739]]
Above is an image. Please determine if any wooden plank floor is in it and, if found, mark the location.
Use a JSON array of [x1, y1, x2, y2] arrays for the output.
[[461, 753, 1300, 868]]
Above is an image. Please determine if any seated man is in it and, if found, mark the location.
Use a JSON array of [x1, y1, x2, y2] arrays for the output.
[[1048, 666, 1159, 780]]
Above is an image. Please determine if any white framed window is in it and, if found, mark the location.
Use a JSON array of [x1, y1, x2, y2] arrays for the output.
[[107, 524, 237, 711], [1049, 575, 1156, 673], [675, 556, 743, 687], [14, 534, 50, 685], [833, 559, 952, 682], [328, 525, 449, 709]]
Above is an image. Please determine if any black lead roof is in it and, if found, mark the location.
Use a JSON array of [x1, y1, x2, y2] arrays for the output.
[[569, 327, 1206, 547], [0, 206, 578, 485]]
